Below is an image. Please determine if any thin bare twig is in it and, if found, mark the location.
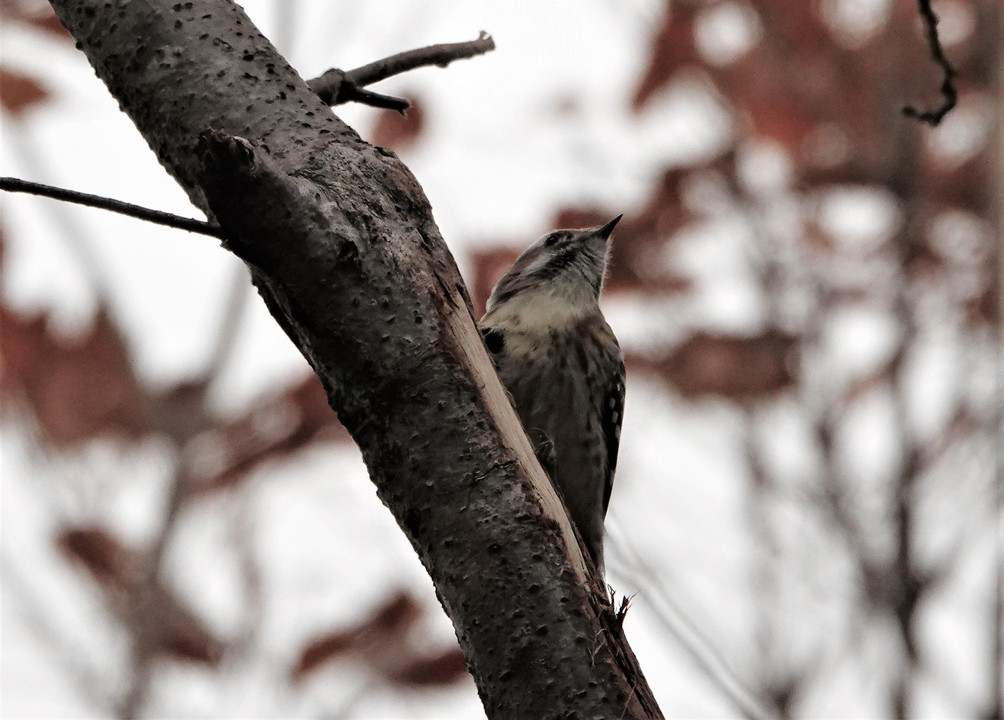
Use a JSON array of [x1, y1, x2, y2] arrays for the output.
[[324, 77, 411, 113], [0, 36, 498, 226], [308, 32, 495, 113], [347, 31, 495, 86], [901, 0, 957, 126], [608, 529, 776, 720], [0, 177, 223, 238]]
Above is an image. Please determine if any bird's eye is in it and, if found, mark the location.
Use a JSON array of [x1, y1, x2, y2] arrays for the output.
[[481, 327, 505, 354], [543, 234, 561, 248]]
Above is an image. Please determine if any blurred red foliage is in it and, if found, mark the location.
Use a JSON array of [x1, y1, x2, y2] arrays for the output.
[[468, 246, 520, 317], [0, 0, 71, 39], [293, 591, 423, 678], [388, 647, 469, 687], [58, 526, 136, 590], [631, 2, 703, 110], [292, 589, 467, 689], [196, 374, 350, 494], [464, 0, 997, 406], [630, 330, 798, 401], [0, 68, 50, 115], [371, 95, 426, 151], [0, 307, 149, 445], [0, 3, 71, 115], [0, 301, 348, 478], [1, 0, 997, 714], [57, 526, 223, 666]]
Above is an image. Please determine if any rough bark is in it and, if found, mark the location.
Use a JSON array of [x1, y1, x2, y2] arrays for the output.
[[46, 1, 664, 718]]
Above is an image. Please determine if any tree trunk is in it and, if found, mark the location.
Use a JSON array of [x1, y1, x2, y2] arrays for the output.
[[46, 1, 664, 717]]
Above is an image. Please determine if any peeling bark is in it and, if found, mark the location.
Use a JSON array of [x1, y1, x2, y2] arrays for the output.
[[46, 1, 664, 717]]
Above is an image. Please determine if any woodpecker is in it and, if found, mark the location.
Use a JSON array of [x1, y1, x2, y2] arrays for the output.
[[479, 216, 625, 574]]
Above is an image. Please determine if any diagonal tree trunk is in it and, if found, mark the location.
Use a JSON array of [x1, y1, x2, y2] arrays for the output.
[[45, 1, 664, 717]]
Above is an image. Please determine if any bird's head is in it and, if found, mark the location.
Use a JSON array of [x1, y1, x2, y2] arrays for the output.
[[486, 215, 622, 312]]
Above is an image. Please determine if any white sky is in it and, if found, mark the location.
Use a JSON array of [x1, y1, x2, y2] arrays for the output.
[[1, 1, 996, 718]]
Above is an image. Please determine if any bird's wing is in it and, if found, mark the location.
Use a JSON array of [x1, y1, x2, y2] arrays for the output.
[[600, 357, 625, 515]]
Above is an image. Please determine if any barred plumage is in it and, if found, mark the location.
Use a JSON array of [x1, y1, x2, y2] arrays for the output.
[[479, 216, 625, 574]]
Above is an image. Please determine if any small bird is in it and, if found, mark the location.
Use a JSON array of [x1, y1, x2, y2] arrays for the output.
[[479, 216, 625, 574]]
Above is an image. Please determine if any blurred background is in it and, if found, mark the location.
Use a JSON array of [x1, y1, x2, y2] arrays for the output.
[[0, 0, 1000, 717]]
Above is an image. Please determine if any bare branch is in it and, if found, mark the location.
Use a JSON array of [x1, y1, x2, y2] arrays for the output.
[[0, 176, 223, 238], [118, 458, 204, 720], [309, 72, 410, 113], [901, 0, 957, 126], [346, 32, 496, 86], [307, 32, 495, 113]]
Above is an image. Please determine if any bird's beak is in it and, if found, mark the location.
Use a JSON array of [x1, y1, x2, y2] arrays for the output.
[[596, 214, 623, 240]]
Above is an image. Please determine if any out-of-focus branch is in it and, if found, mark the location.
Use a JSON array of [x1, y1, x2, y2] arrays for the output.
[[118, 458, 209, 720], [741, 410, 807, 719], [200, 264, 250, 386], [1, 550, 113, 712], [901, 0, 957, 125], [991, 561, 1003, 720], [307, 32, 495, 113], [225, 488, 265, 662], [609, 530, 776, 720]]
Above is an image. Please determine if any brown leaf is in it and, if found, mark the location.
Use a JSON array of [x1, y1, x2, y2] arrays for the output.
[[195, 373, 348, 494], [370, 96, 425, 151], [161, 627, 222, 665], [633, 330, 798, 400], [23, 9, 71, 38], [58, 525, 222, 666], [288, 372, 345, 435], [551, 208, 611, 230], [468, 247, 520, 318], [756, 0, 833, 60], [57, 526, 135, 589], [0, 68, 50, 115], [291, 590, 423, 680], [920, 151, 993, 216], [632, 3, 702, 110], [699, 0, 896, 154], [387, 647, 468, 688], [292, 631, 359, 679], [965, 282, 998, 326], [131, 584, 223, 666], [0, 306, 149, 445], [361, 591, 423, 638], [148, 379, 211, 441], [0, 1, 70, 39], [842, 368, 892, 406], [743, 92, 818, 149]]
